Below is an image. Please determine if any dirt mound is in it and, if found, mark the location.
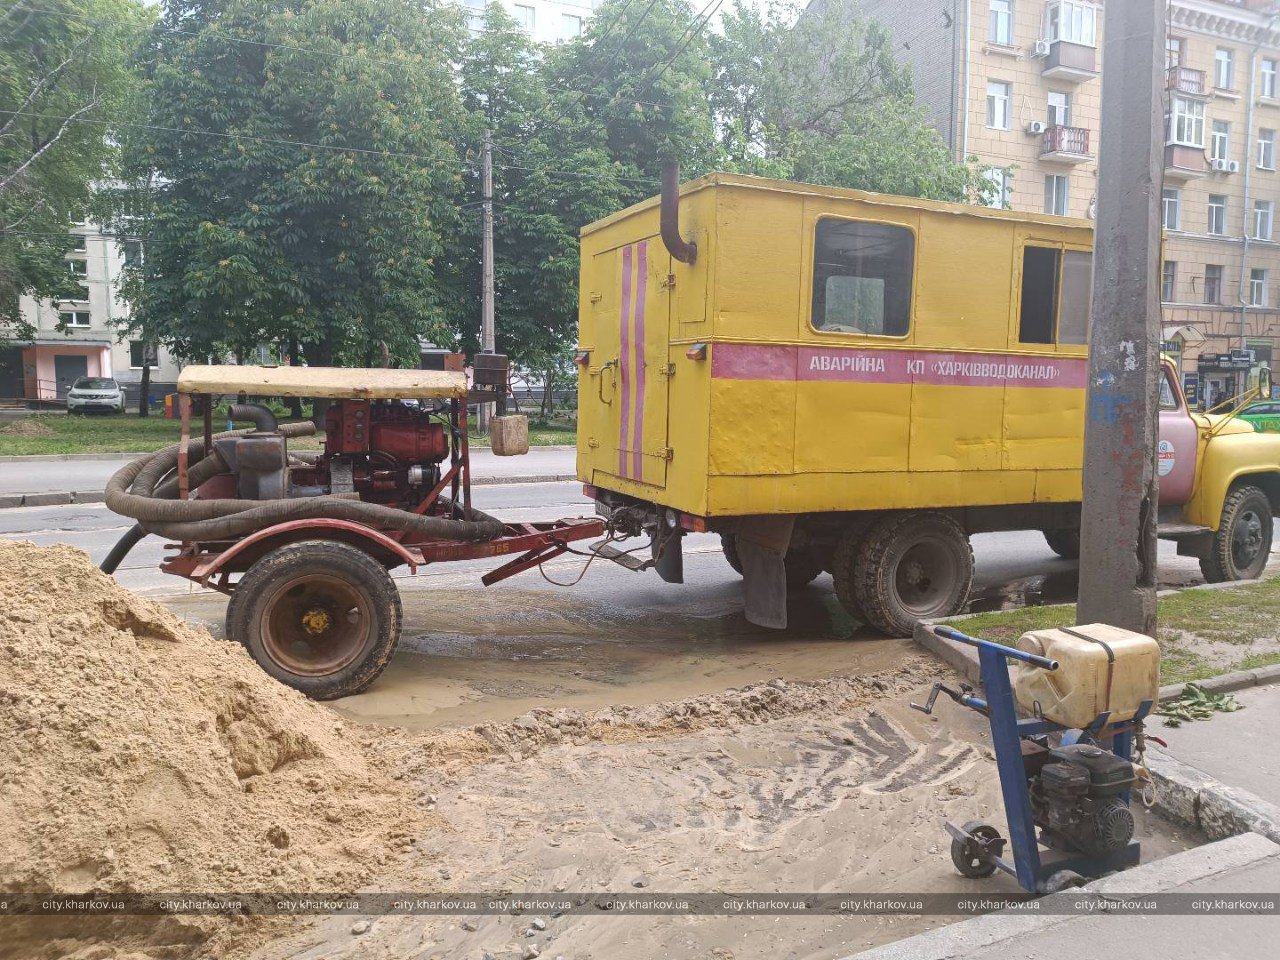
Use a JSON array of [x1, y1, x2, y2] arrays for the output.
[[0, 541, 426, 954], [0, 418, 55, 438]]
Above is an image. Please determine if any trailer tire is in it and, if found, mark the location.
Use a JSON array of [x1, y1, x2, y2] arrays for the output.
[[1200, 484, 1273, 583], [225, 539, 402, 700], [720, 533, 824, 588], [1043, 529, 1081, 560], [851, 512, 974, 637]]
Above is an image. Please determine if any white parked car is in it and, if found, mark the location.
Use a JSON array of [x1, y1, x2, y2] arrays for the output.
[[66, 377, 125, 414]]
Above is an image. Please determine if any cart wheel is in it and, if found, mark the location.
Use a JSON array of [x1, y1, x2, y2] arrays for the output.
[[225, 539, 402, 700], [720, 533, 825, 588], [1040, 870, 1087, 894], [951, 820, 1001, 879]]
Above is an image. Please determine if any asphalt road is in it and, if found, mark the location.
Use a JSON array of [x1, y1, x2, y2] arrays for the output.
[[0, 479, 1230, 602], [0, 446, 578, 497]]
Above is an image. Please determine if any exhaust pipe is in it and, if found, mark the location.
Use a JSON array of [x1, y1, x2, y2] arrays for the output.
[[660, 161, 697, 265]]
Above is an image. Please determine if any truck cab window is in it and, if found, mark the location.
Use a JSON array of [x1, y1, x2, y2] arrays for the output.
[[1159, 369, 1179, 410], [812, 219, 914, 336]]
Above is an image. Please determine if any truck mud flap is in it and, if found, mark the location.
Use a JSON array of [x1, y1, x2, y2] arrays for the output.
[[736, 516, 795, 630], [653, 529, 684, 584]]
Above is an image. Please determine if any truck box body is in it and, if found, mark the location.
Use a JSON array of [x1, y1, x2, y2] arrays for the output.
[[576, 173, 1096, 520]]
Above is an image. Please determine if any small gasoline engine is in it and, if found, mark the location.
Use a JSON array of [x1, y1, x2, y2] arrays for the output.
[[1025, 741, 1138, 859], [212, 400, 453, 509]]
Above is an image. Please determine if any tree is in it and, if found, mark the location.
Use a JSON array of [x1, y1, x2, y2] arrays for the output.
[[0, 0, 147, 337], [441, 5, 631, 374], [111, 0, 469, 373], [712, 0, 988, 202]]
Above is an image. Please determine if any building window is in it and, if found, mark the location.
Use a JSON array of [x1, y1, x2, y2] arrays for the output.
[[129, 341, 150, 369], [68, 259, 87, 277], [1162, 261, 1177, 302], [1166, 36, 1184, 70], [1208, 194, 1228, 235], [1047, 90, 1071, 127], [60, 310, 91, 328], [989, 0, 1013, 45], [70, 234, 86, 252], [1045, 1, 1097, 47], [1044, 174, 1069, 216], [1211, 120, 1230, 162], [1162, 187, 1181, 230], [513, 4, 535, 32], [561, 14, 582, 38], [1264, 58, 1278, 99], [810, 219, 915, 336], [1251, 268, 1269, 306], [986, 81, 1012, 130], [1205, 264, 1223, 304], [121, 239, 143, 268], [1259, 128, 1275, 169], [462, 0, 485, 31], [984, 167, 1013, 208], [1255, 199, 1274, 240], [1167, 97, 1205, 147], [1214, 47, 1235, 90]]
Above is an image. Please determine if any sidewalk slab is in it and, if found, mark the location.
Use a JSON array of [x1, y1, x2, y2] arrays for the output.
[[845, 832, 1280, 960]]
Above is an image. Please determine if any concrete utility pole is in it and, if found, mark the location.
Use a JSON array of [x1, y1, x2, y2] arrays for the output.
[[1077, 0, 1165, 635], [479, 128, 496, 433]]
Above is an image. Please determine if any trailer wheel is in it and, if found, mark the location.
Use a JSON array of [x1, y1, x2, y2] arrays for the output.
[[225, 539, 402, 700], [851, 512, 974, 636], [1200, 484, 1273, 583], [721, 533, 824, 588], [1043, 529, 1081, 560]]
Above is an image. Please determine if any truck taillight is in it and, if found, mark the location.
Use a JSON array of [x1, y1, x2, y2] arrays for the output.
[[686, 343, 708, 361], [583, 484, 598, 500], [679, 513, 708, 532], [575, 350, 590, 366]]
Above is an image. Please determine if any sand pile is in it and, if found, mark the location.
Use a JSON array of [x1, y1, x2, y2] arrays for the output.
[[0, 540, 421, 898]]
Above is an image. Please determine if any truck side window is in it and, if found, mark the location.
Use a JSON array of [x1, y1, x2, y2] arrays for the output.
[[812, 219, 914, 336], [1159, 369, 1179, 410], [1019, 246, 1060, 344], [1019, 246, 1093, 346]]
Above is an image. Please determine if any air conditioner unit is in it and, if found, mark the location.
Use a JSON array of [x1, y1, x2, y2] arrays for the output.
[[1026, 120, 1048, 135], [1032, 39, 1052, 57], [1228, 159, 1242, 173], [1211, 157, 1230, 172]]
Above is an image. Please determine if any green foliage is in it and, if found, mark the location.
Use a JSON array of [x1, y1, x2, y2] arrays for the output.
[[712, 0, 988, 202], [111, 0, 469, 366], [0, 0, 148, 335]]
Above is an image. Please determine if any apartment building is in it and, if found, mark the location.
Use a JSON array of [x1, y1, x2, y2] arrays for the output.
[[456, 0, 598, 44], [856, 0, 1280, 406], [4, 225, 180, 405]]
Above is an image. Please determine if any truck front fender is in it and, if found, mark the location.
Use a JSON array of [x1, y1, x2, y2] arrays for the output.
[[1183, 432, 1280, 529]]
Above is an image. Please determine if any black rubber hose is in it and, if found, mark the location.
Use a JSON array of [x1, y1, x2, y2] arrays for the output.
[[139, 494, 503, 542], [99, 522, 147, 574], [227, 402, 278, 433]]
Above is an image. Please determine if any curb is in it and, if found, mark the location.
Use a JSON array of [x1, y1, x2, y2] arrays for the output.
[[0, 444, 578, 463], [0, 475, 579, 509], [1146, 748, 1280, 844], [843, 832, 1280, 959]]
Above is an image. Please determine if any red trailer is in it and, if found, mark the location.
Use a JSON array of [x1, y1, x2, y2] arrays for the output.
[[103, 363, 604, 699]]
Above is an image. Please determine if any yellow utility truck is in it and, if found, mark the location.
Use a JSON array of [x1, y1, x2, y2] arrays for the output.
[[575, 169, 1280, 635]]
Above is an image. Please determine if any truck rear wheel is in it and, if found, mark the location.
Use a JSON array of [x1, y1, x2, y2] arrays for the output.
[[1043, 529, 1081, 560], [720, 533, 823, 588], [830, 519, 872, 624], [225, 539, 402, 700], [849, 512, 974, 636], [1200, 485, 1273, 583]]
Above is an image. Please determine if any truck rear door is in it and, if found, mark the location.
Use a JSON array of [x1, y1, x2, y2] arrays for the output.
[[588, 237, 671, 489]]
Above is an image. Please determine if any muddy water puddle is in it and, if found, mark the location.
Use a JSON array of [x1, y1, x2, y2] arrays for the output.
[[334, 588, 913, 730]]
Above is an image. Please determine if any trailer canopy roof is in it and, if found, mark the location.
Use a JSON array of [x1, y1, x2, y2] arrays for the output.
[[177, 365, 469, 399]]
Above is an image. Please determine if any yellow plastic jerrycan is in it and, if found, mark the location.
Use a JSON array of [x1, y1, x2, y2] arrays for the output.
[[1011, 623, 1160, 729]]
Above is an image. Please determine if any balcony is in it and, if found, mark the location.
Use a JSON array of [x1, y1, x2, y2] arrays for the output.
[[1042, 40, 1098, 83], [1166, 66, 1207, 97], [1164, 143, 1209, 181], [1040, 125, 1092, 163]]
